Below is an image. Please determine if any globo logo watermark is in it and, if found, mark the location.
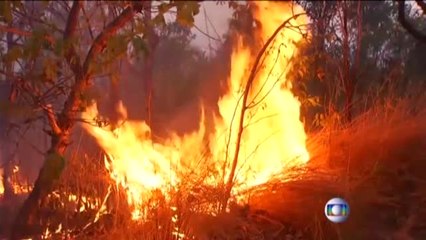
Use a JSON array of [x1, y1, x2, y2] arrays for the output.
[[324, 197, 350, 223]]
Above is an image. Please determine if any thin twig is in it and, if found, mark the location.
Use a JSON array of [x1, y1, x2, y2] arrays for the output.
[[222, 13, 305, 212]]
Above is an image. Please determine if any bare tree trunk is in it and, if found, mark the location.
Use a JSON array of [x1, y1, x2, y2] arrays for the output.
[[339, 0, 356, 123], [340, 0, 362, 123], [142, 1, 159, 135], [313, 1, 335, 118], [352, 0, 362, 112]]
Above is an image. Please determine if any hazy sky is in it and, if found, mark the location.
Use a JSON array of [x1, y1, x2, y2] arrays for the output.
[[191, 2, 234, 53]]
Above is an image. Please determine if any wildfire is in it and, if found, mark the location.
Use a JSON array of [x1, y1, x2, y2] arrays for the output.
[[212, 2, 309, 191], [0, 166, 32, 197], [82, 1, 309, 220]]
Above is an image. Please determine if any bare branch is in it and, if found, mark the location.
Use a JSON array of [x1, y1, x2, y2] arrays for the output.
[[193, 24, 222, 42], [81, 4, 95, 41], [222, 13, 306, 211]]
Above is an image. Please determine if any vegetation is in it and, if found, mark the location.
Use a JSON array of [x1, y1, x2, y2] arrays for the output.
[[0, 0, 425, 239]]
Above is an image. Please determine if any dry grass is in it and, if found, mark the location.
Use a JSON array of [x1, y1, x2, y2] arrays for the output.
[[3, 91, 426, 240], [247, 93, 426, 239]]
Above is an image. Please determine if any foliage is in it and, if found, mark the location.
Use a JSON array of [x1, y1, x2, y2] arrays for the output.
[[1, 0, 426, 238], [0, 1, 202, 237], [289, 0, 426, 130]]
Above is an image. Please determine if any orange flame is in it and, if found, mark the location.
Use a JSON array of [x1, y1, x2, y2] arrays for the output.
[[82, 1, 309, 220], [212, 2, 309, 191]]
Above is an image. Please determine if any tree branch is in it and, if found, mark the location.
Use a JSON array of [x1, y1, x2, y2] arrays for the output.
[[83, 6, 135, 75], [58, 4, 136, 133], [81, 4, 95, 41], [42, 104, 62, 136], [222, 13, 305, 212], [63, 1, 83, 75], [398, 0, 426, 42], [0, 25, 55, 44]]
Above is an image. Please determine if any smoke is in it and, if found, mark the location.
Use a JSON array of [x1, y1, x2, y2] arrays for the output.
[[0, 17, 237, 188], [0, 82, 48, 183], [97, 32, 233, 140]]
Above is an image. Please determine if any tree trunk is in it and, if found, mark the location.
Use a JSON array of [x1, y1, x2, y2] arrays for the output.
[[341, 0, 362, 123], [142, 1, 159, 134], [314, 2, 333, 116], [3, 29, 16, 202], [11, 133, 68, 239], [10, 2, 136, 237], [340, 0, 353, 123]]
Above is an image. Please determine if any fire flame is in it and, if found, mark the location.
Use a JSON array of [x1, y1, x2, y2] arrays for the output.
[[212, 2, 309, 190], [82, 1, 309, 220]]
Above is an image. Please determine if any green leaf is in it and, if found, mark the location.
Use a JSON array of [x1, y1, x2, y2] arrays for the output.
[[41, 0, 50, 8], [132, 36, 149, 57], [132, 36, 145, 49], [22, 29, 49, 59], [0, 1, 12, 23], [4, 46, 22, 62], [104, 34, 128, 61], [43, 58, 57, 82], [175, 1, 200, 27], [54, 38, 65, 56], [41, 152, 66, 182], [11, 1, 24, 12], [158, 2, 174, 14], [152, 13, 166, 26], [0, 100, 35, 121], [86, 61, 99, 76], [134, 22, 145, 34]]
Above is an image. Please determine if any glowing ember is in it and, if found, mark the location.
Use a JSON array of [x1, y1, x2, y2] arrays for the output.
[[82, 1, 309, 220]]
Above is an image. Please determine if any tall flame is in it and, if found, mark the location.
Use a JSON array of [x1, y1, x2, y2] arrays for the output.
[[82, 1, 309, 220], [212, 2, 309, 190]]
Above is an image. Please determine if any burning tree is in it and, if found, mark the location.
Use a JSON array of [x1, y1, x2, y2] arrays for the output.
[[0, 1, 200, 238], [1, 0, 312, 238], [1, 0, 425, 239]]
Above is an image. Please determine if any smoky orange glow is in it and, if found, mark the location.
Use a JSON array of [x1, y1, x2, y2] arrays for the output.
[[82, 1, 309, 220]]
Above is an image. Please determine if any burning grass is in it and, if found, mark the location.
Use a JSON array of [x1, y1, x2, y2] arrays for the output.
[[2, 92, 425, 240], [1, 1, 425, 238], [247, 92, 426, 239]]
